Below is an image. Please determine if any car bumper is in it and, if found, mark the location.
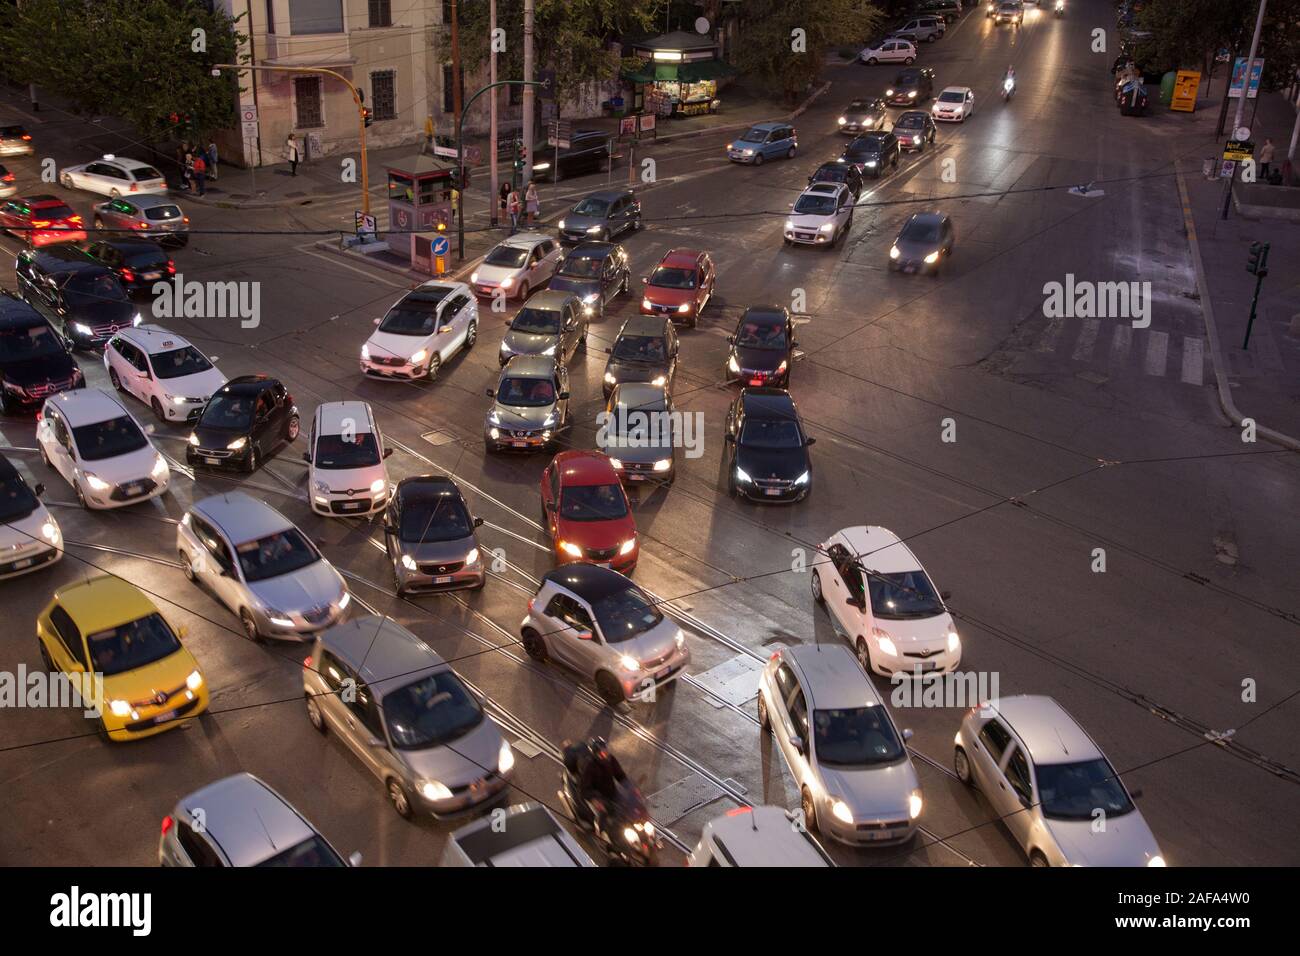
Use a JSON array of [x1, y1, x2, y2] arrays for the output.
[[932, 112, 964, 122], [362, 356, 425, 379], [160, 400, 205, 423], [102, 686, 209, 741], [395, 561, 485, 593], [187, 446, 251, 470], [640, 300, 691, 319], [890, 258, 938, 274], [417, 769, 513, 817], [734, 480, 807, 503], [554, 546, 637, 576], [2, 380, 83, 411], [731, 368, 787, 388], [820, 808, 917, 846], [785, 227, 836, 245], [612, 460, 673, 483], [560, 227, 600, 243], [870, 644, 960, 677], [727, 151, 760, 163], [311, 488, 389, 517], [255, 605, 346, 641], [617, 646, 690, 698], [486, 428, 554, 452], [81, 475, 169, 510], [33, 229, 88, 246], [0, 544, 61, 579], [900, 137, 928, 151]]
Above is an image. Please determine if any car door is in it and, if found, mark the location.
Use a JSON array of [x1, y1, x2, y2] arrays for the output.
[[43, 411, 78, 487], [544, 594, 593, 670], [965, 90, 975, 115], [970, 717, 1014, 793], [822, 544, 856, 636], [345, 681, 391, 781], [45, 604, 89, 678], [561, 302, 582, 360], [537, 240, 562, 284], [250, 389, 275, 456], [437, 293, 468, 359], [1000, 742, 1037, 849], [315, 650, 363, 741], [541, 464, 561, 537], [124, 342, 153, 401], [724, 397, 742, 469], [196, 518, 243, 612], [777, 666, 814, 786], [554, 367, 570, 423]]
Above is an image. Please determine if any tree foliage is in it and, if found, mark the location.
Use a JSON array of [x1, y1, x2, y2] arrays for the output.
[[1135, 0, 1300, 89], [731, 0, 880, 103]]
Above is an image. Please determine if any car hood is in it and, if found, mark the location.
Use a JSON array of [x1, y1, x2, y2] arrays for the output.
[[312, 463, 386, 495], [248, 559, 346, 613], [732, 346, 786, 372], [735, 444, 810, 481], [394, 534, 477, 564], [934, 99, 966, 111], [604, 358, 668, 385], [81, 443, 159, 484], [789, 211, 836, 229], [608, 620, 682, 666], [191, 422, 248, 446], [489, 403, 555, 430], [101, 646, 199, 701], [562, 211, 606, 230], [155, 367, 225, 401], [73, 300, 135, 327], [870, 611, 953, 652], [0, 350, 77, 386], [502, 329, 559, 356], [475, 262, 525, 284], [555, 513, 635, 551], [1043, 811, 1162, 866], [400, 715, 505, 788], [548, 275, 600, 299], [819, 759, 919, 821], [843, 113, 881, 125], [598, 431, 674, 464], [366, 329, 433, 362], [0, 505, 53, 550], [643, 285, 692, 306], [894, 237, 941, 260]]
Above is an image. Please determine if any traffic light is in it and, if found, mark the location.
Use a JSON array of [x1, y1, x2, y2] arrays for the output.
[[1247, 241, 1270, 276], [447, 169, 460, 191], [362, 107, 373, 128], [513, 140, 526, 171]]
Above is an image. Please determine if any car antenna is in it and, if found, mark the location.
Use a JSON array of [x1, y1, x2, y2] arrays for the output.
[[251, 806, 278, 853]]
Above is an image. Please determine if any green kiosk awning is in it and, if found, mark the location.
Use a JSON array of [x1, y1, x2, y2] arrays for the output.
[[678, 60, 736, 82]]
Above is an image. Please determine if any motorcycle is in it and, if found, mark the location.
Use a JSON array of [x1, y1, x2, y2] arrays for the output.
[[559, 748, 661, 866], [1055, 0, 1064, 16], [1002, 77, 1016, 101]]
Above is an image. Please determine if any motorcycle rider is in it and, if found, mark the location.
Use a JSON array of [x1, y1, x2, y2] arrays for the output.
[[1003, 65, 1016, 99], [564, 736, 628, 839]]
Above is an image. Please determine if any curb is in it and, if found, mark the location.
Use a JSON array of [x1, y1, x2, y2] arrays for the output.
[[1174, 165, 1300, 453], [311, 238, 487, 284]]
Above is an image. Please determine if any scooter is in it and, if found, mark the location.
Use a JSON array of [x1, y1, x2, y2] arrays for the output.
[[558, 760, 661, 866], [1055, 0, 1064, 16], [1002, 77, 1016, 101]]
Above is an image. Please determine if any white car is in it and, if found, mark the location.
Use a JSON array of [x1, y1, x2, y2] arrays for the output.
[[59, 154, 167, 197], [104, 325, 226, 423], [36, 388, 170, 510], [811, 525, 961, 676], [955, 696, 1167, 867], [360, 280, 478, 381], [859, 38, 917, 65], [688, 806, 834, 866], [784, 182, 854, 247], [305, 401, 391, 517], [932, 86, 975, 122], [470, 233, 563, 300], [758, 643, 922, 846], [0, 454, 62, 578]]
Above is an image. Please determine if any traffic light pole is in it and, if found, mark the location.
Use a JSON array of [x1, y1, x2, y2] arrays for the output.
[[1243, 240, 1269, 349]]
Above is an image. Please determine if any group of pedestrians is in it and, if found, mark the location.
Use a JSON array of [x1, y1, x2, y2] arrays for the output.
[[499, 179, 540, 233], [178, 140, 218, 196]]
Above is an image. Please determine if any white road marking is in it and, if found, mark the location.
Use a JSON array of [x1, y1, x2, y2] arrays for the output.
[[1110, 324, 1133, 365], [1180, 336, 1205, 386], [1143, 330, 1169, 376], [295, 244, 408, 287], [1071, 318, 1101, 361], [1035, 315, 1065, 352]]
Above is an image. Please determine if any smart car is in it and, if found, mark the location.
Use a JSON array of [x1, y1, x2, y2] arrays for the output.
[[186, 375, 298, 472], [383, 475, 485, 595]]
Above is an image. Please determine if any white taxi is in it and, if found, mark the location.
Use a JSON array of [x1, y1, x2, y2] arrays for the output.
[[59, 155, 167, 197], [104, 325, 226, 423]]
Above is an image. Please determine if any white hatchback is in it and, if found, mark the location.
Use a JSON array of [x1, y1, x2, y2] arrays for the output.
[[932, 86, 975, 122], [470, 233, 563, 300], [305, 401, 392, 517], [37, 388, 170, 509], [104, 325, 226, 423], [60, 154, 167, 197], [859, 38, 917, 64], [361, 280, 478, 381]]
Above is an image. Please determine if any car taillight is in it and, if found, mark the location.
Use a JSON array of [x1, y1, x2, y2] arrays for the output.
[[1, 173, 12, 182], [129, 183, 138, 192], [30, 219, 50, 228], [166, 260, 176, 275], [303, 656, 313, 669], [527, 598, 535, 613], [136, 221, 149, 229], [35, 409, 43, 422], [67, 215, 82, 224], [21, 134, 31, 141], [182, 217, 190, 224], [120, 268, 135, 283], [161, 815, 174, 835]]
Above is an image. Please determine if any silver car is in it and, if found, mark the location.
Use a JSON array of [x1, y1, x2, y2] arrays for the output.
[[597, 382, 677, 483], [497, 289, 586, 367], [177, 491, 350, 641], [758, 643, 922, 846], [443, 802, 596, 867], [384, 475, 486, 594], [519, 563, 690, 706], [484, 354, 571, 453], [92, 194, 189, 247], [159, 772, 359, 867], [304, 615, 515, 819], [954, 695, 1166, 867]]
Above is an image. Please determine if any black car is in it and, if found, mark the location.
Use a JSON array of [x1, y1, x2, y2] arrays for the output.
[[15, 246, 138, 350], [808, 161, 864, 200], [884, 67, 936, 106], [724, 388, 814, 503], [534, 130, 613, 182], [76, 238, 174, 294], [892, 110, 938, 151], [0, 124, 34, 157], [602, 315, 679, 400], [838, 98, 888, 135], [840, 132, 901, 178], [727, 306, 796, 389], [911, 0, 962, 22], [546, 241, 630, 319], [186, 375, 299, 472], [0, 293, 83, 415]]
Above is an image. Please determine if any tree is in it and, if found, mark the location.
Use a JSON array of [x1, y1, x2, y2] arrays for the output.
[[1135, 0, 1300, 90], [731, 0, 879, 104]]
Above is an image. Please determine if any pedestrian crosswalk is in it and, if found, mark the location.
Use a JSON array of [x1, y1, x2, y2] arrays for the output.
[[1018, 317, 1209, 386]]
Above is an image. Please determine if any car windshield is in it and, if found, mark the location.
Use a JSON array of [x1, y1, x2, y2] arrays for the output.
[[648, 266, 696, 289], [813, 706, 906, 767], [314, 432, 380, 469], [382, 671, 484, 750], [151, 346, 212, 380], [0, 472, 38, 523], [559, 255, 603, 278], [235, 528, 319, 582], [484, 245, 530, 268], [894, 73, 921, 87], [559, 483, 627, 521], [378, 301, 441, 336], [938, 91, 966, 103], [495, 376, 555, 407], [847, 100, 875, 113], [592, 586, 663, 644], [612, 335, 666, 363], [894, 114, 926, 129], [199, 394, 253, 429], [867, 570, 944, 618], [72, 415, 148, 461], [256, 835, 346, 867], [86, 612, 181, 677], [611, 407, 669, 437], [735, 319, 787, 349], [63, 273, 128, 305], [572, 197, 610, 216], [143, 205, 183, 222], [794, 194, 837, 215], [846, 141, 880, 157], [399, 491, 473, 543], [1036, 759, 1135, 821], [740, 417, 802, 449], [813, 166, 848, 183], [0, 322, 63, 361], [739, 126, 769, 143], [901, 219, 942, 243], [510, 307, 561, 335]]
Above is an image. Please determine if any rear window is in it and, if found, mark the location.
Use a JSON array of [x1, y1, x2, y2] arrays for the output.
[[129, 165, 163, 181], [143, 205, 183, 221], [34, 203, 76, 220], [256, 835, 346, 867], [125, 249, 169, 268]]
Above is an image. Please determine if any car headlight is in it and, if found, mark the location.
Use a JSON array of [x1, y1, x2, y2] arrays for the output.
[[409, 348, 427, 364], [542, 411, 557, 428], [677, 302, 690, 313], [652, 458, 671, 472], [420, 779, 453, 801], [641, 297, 653, 309], [777, 360, 788, 374], [728, 355, 740, 373], [83, 473, 111, 492], [586, 225, 603, 234], [875, 632, 898, 657], [608, 457, 623, 469], [132, 312, 143, 327], [500, 276, 514, 289], [913, 135, 922, 144], [885, 90, 894, 97], [603, 372, 616, 385], [541, 345, 557, 356], [890, 245, 900, 259], [734, 466, 752, 484], [619, 537, 636, 555], [40, 520, 60, 544], [361, 344, 370, 360], [488, 410, 501, 425], [907, 91, 917, 98], [837, 116, 847, 125], [784, 219, 794, 230], [465, 547, 480, 566], [623, 826, 640, 844], [558, 540, 583, 558], [819, 222, 835, 233], [188, 432, 199, 446], [650, 375, 666, 386], [73, 322, 92, 336], [742, 148, 753, 156], [226, 436, 247, 451], [1147, 856, 1167, 867], [909, 790, 924, 819], [186, 669, 203, 691], [401, 554, 417, 571], [266, 609, 294, 627], [947, 631, 960, 652], [337, 592, 350, 610], [469, 271, 479, 284], [313, 480, 330, 495], [369, 477, 386, 494], [170, 395, 188, 405], [489, 427, 500, 439], [865, 160, 878, 167], [108, 699, 131, 717], [831, 799, 854, 824], [499, 341, 512, 353], [498, 740, 515, 774], [582, 293, 599, 305], [557, 219, 566, 230], [924, 251, 940, 264], [151, 454, 169, 479], [794, 470, 809, 486], [675, 630, 686, 649], [619, 654, 641, 672]]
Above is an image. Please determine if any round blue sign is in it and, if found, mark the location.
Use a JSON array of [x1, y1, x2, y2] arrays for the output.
[[432, 236, 450, 256]]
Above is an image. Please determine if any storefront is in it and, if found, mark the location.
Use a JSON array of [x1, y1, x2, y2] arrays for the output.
[[624, 31, 735, 118]]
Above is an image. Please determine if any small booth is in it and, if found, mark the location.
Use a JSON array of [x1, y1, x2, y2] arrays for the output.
[[383, 154, 458, 260], [624, 31, 734, 118]]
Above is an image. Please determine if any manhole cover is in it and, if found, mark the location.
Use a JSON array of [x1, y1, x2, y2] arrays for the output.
[[422, 430, 457, 446]]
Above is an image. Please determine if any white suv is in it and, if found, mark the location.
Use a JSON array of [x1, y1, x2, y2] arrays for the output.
[[361, 280, 478, 381], [305, 401, 392, 517], [688, 806, 834, 866], [104, 325, 226, 423], [784, 182, 854, 247]]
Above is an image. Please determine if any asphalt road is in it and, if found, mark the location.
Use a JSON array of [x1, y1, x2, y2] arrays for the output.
[[2, 0, 1297, 868]]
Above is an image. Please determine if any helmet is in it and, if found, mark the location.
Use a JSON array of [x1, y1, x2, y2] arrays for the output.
[[590, 735, 609, 759]]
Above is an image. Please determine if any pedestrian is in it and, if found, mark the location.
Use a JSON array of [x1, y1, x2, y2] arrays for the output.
[[286, 133, 301, 176], [206, 139, 219, 181], [499, 180, 511, 226], [1258, 138, 1275, 181], [192, 151, 207, 196], [507, 186, 522, 234], [182, 152, 194, 192], [421, 114, 435, 155], [525, 180, 539, 224]]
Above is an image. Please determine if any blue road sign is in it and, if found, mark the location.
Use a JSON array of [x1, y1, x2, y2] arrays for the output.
[[432, 236, 450, 257]]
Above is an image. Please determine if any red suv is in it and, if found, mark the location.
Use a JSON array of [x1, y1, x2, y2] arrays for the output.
[[540, 450, 639, 573], [0, 195, 86, 247], [639, 249, 715, 327]]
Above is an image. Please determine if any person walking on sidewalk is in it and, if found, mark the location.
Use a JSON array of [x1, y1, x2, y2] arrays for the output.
[[1258, 138, 1275, 181], [508, 187, 522, 234], [499, 180, 511, 226], [525, 180, 540, 224], [182, 151, 194, 192], [192, 152, 207, 196], [286, 133, 301, 176], [206, 140, 219, 181]]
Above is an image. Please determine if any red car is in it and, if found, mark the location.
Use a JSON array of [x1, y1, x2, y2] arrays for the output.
[[0, 195, 86, 247], [639, 249, 715, 327], [540, 450, 639, 573]]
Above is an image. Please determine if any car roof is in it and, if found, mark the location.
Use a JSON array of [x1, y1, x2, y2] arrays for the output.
[[611, 382, 668, 411], [0, 294, 44, 327], [581, 189, 632, 202], [564, 241, 617, 259], [501, 354, 558, 378], [554, 449, 620, 486], [803, 182, 844, 197], [92, 238, 166, 256], [21, 194, 68, 206], [521, 288, 578, 310], [214, 374, 277, 396], [740, 387, 797, 418], [895, 110, 931, 121], [784, 643, 882, 709], [498, 232, 553, 248], [703, 807, 834, 866], [745, 121, 785, 131], [319, 615, 443, 692], [450, 802, 594, 867], [846, 98, 883, 107], [118, 193, 179, 209], [26, 245, 104, 272], [848, 132, 890, 147], [904, 211, 947, 229], [118, 325, 192, 354], [940, 85, 973, 94], [740, 306, 789, 323], [542, 563, 635, 602], [988, 695, 1103, 764], [178, 773, 319, 866], [314, 400, 374, 434], [394, 474, 462, 501], [44, 387, 129, 426], [658, 248, 703, 268], [54, 574, 158, 632], [616, 314, 670, 337], [835, 526, 923, 574], [192, 491, 294, 544]]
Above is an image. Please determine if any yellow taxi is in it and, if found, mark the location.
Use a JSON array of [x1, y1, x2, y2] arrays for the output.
[[36, 575, 208, 741]]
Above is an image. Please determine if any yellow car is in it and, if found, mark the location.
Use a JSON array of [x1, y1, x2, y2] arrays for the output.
[[36, 575, 208, 741]]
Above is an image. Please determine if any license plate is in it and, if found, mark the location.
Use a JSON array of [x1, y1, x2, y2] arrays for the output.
[[764, 488, 783, 496], [154, 709, 177, 724], [12, 558, 33, 570], [124, 483, 143, 496], [598, 562, 611, 569], [433, 575, 453, 584], [903, 264, 917, 273], [141, 271, 161, 280], [340, 501, 363, 511], [511, 441, 527, 448], [655, 666, 671, 680], [204, 457, 220, 465]]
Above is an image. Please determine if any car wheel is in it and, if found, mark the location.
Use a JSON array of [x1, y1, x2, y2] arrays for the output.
[[306, 694, 326, 734], [757, 693, 771, 733], [465, 321, 477, 349], [38, 637, 54, 671], [239, 609, 261, 642], [928, 34, 938, 42], [427, 354, 441, 381], [954, 746, 974, 786], [811, 569, 824, 604], [596, 671, 626, 707], [285, 414, 300, 442], [93, 217, 105, 231], [387, 779, 414, 819], [516, 281, 529, 302], [904, 56, 915, 64], [242, 444, 258, 473], [1030, 851, 1050, 868], [60, 172, 73, 189], [74, 482, 87, 509], [801, 787, 819, 833], [867, 57, 878, 65], [855, 637, 872, 674], [150, 396, 166, 421], [108, 368, 122, 391], [522, 627, 548, 662], [180, 550, 195, 582], [786, 146, 796, 160], [753, 153, 764, 166]]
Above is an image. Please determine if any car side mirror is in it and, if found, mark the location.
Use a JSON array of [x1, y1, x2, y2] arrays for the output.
[[604, 347, 612, 354], [641, 276, 648, 284], [726, 335, 735, 345], [348, 851, 363, 867], [33, 482, 44, 496], [383, 448, 393, 459], [301, 452, 312, 463], [177, 625, 188, 639], [373, 317, 381, 325], [485, 388, 495, 398], [558, 390, 570, 400], [902, 728, 914, 741], [724, 433, 736, 443], [805, 437, 816, 446], [473, 516, 484, 528], [788, 202, 795, 209], [145, 423, 156, 434], [940, 590, 952, 601], [791, 735, 805, 755], [1129, 787, 1144, 800]]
